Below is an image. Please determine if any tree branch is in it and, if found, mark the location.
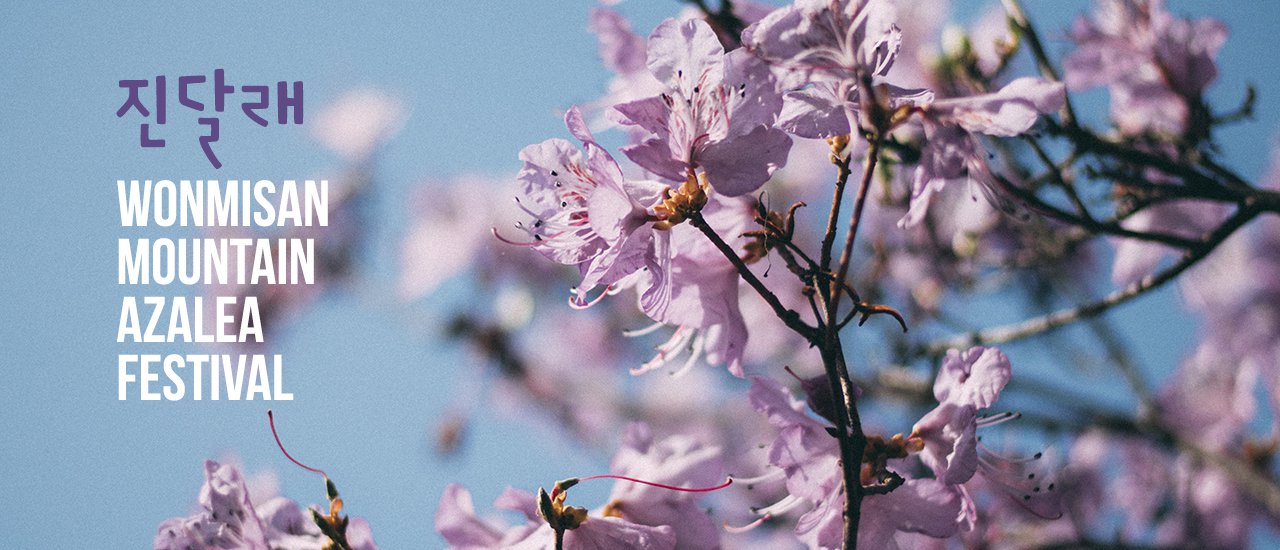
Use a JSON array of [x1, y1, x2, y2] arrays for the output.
[[688, 211, 817, 341], [918, 207, 1258, 356], [833, 138, 882, 306], [821, 149, 854, 274]]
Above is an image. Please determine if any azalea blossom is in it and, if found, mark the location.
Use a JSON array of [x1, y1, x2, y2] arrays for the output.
[[911, 346, 1013, 485], [601, 423, 725, 549], [743, 0, 937, 138], [1064, 0, 1226, 135], [744, 376, 965, 549], [632, 193, 755, 377], [435, 485, 548, 548], [773, 80, 933, 139], [154, 460, 378, 550], [436, 423, 726, 549], [911, 347, 1064, 522], [1106, 438, 1259, 548], [743, 0, 902, 81], [505, 105, 671, 308], [1110, 197, 1229, 286], [585, 7, 665, 131], [437, 483, 678, 549], [400, 175, 536, 300], [901, 77, 1065, 227], [612, 18, 792, 197], [309, 88, 406, 162], [586, 2, 778, 130]]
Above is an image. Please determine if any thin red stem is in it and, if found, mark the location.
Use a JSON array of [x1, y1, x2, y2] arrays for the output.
[[267, 409, 328, 478], [581, 474, 733, 492], [552, 474, 733, 499]]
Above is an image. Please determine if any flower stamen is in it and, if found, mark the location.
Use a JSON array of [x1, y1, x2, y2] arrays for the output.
[[267, 409, 327, 479]]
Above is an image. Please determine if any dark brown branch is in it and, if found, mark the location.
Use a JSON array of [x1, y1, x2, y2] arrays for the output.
[[994, 174, 1204, 249], [1021, 136, 1095, 221], [1054, 122, 1247, 199], [688, 211, 817, 340], [821, 151, 854, 275], [685, 0, 746, 49], [810, 282, 866, 550], [919, 206, 1258, 356], [833, 138, 882, 305]]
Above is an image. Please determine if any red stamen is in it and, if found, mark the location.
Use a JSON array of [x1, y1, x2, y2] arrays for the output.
[[267, 409, 328, 478], [568, 284, 613, 310], [723, 515, 770, 534], [553, 474, 733, 499], [491, 227, 540, 247]]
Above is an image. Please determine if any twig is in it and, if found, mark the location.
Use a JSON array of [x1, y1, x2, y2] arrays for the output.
[[994, 174, 1203, 249], [1197, 152, 1253, 192], [1021, 136, 1095, 222], [810, 283, 866, 550], [1084, 316, 1154, 411], [821, 152, 854, 274], [833, 138, 883, 305], [1002, 0, 1078, 127], [1055, 122, 1245, 198], [918, 207, 1258, 356], [688, 211, 817, 340]]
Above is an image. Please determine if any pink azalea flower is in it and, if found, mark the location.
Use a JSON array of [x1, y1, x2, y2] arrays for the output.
[[743, 0, 902, 81], [400, 175, 512, 300], [585, 8, 665, 131], [912, 347, 1063, 522], [1110, 199, 1227, 286], [1156, 339, 1258, 452], [435, 485, 543, 548], [602, 423, 725, 549], [902, 77, 1065, 228], [633, 194, 754, 377], [591, 7, 648, 78], [912, 346, 1012, 486], [309, 88, 406, 162], [155, 460, 378, 550], [507, 519, 677, 550], [155, 461, 269, 550], [506, 106, 671, 307], [1109, 439, 1257, 548], [437, 423, 725, 549], [773, 79, 932, 139], [612, 18, 792, 196], [744, 0, 935, 140], [586, 2, 777, 131], [879, 0, 950, 89], [745, 376, 965, 548], [797, 477, 965, 550], [1178, 153, 1280, 419], [1064, 0, 1226, 135]]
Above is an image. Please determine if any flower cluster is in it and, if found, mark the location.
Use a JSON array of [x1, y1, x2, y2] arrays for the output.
[[155, 461, 378, 550], [738, 346, 1059, 548], [156, 1, 1280, 549]]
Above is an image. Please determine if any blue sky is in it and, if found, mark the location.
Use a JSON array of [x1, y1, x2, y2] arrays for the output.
[[4, 1, 1280, 548]]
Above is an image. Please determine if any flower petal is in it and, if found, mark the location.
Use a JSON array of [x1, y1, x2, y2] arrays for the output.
[[699, 125, 792, 196], [647, 18, 725, 98]]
